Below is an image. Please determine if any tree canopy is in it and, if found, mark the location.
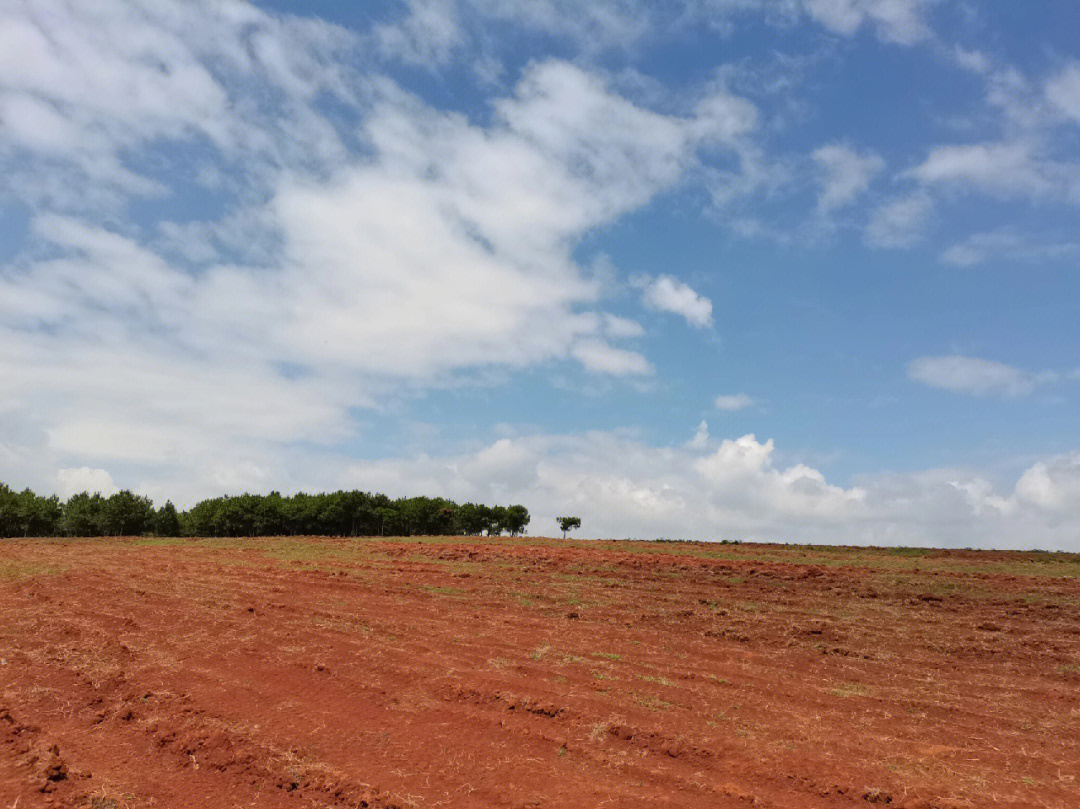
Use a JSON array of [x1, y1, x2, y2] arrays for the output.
[[557, 515, 581, 539], [0, 481, 529, 539]]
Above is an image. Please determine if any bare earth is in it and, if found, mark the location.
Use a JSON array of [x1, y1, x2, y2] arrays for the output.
[[2, 536, 1079, 808]]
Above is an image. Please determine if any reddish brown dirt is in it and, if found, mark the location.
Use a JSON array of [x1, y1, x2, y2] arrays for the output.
[[2, 536, 1079, 808]]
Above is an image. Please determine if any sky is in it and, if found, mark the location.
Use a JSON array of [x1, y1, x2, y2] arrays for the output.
[[2, 0, 1080, 548]]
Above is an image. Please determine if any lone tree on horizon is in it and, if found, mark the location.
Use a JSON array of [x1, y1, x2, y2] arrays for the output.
[[556, 515, 581, 539]]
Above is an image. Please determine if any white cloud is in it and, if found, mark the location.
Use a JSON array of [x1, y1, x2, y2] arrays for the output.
[[694, 434, 865, 519], [908, 142, 1038, 192], [1, 3, 778, 512], [601, 314, 646, 339], [907, 141, 1080, 200], [56, 467, 118, 498], [714, 393, 755, 411], [864, 193, 932, 247], [374, 0, 940, 64], [570, 340, 653, 376], [940, 229, 1080, 267], [0, 0, 355, 207], [264, 60, 741, 377], [375, 0, 464, 64], [940, 230, 1021, 267], [342, 430, 870, 541], [640, 275, 714, 328], [1, 33, 754, 494], [802, 0, 938, 45], [1046, 63, 1080, 124], [898, 59, 1080, 216], [952, 47, 990, 74], [687, 420, 710, 449], [339, 429, 1080, 550], [462, 437, 539, 493], [812, 143, 885, 212], [907, 355, 1046, 396], [1014, 456, 1080, 513]]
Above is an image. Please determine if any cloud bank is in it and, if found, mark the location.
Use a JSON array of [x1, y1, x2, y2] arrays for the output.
[[340, 429, 1080, 550]]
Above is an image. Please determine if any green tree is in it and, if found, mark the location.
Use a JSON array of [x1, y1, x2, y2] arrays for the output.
[[0, 487, 62, 537], [61, 492, 106, 536], [454, 502, 486, 535], [102, 490, 153, 536], [0, 482, 18, 537], [499, 504, 530, 536], [151, 501, 182, 536], [556, 515, 581, 539], [2, 478, 531, 541]]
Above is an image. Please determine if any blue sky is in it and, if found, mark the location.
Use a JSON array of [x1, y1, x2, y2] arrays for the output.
[[2, 1, 1079, 547]]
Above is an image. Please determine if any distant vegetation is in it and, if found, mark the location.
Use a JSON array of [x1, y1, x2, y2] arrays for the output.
[[0, 482, 529, 538]]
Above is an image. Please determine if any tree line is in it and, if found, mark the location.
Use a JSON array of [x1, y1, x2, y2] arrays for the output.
[[0, 482, 530, 539]]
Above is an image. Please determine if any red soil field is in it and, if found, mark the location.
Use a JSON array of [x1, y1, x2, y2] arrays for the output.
[[2, 536, 1079, 808]]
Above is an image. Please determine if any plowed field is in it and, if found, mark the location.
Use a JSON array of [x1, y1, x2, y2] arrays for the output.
[[2, 536, 1079, 808]]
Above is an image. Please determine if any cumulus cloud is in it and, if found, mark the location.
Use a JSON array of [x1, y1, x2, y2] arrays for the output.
[[56, 467, 118, 498], [342, 430, 870, 541], [714, 393, 755, 411], [907, 356, 1047, 396], [1014, 456, 1080, 513], [339, 429, 1080, 550], [640, 276, 714, 328]]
